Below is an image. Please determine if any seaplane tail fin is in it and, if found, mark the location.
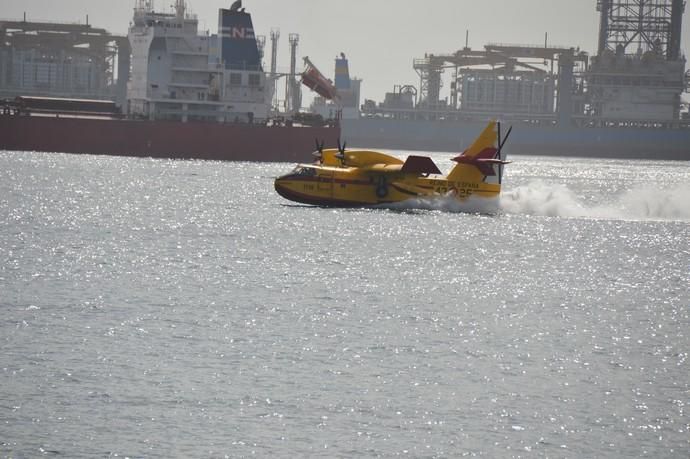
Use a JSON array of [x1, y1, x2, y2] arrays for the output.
[[446, 121, 508, 186]]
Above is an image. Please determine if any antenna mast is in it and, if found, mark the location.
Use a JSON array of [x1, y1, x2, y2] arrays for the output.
[[270, 29, 280, 110], [175, 0, 186, 18], [287, 33, 301, 114]]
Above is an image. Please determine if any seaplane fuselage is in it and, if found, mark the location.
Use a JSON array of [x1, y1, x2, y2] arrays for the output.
[[275, 121, 511, 207], [275, 163, 499, 207]]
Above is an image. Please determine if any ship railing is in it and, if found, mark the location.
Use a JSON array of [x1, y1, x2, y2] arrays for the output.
[[0, 100, 21, 116], [486, 42, 576, 52], [0, 105, 123, 119], [571, 116, 690, 130], [0, 18, 109, 34], [171, 49, 208, 56], [0, 87, 118, 102], [154, 107, 267, 124], [358, 106, 690, 130], [359, 106, 559, 125], [224, 62, 264, 72]]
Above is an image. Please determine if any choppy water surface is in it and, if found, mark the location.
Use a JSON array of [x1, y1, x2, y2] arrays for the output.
[[1, 151, 689, 458]]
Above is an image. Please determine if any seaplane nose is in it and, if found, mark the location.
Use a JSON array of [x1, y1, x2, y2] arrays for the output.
[[274, 176, 290, 198], [274, 176, 284, 190]]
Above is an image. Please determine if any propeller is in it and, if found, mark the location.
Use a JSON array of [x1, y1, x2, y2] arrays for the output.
[[497, 123, 513, 159], [335, 138, 347, 165], [495, 122, 513, 184], [312, 138, 325, 163], [497, 122, 501, 156]]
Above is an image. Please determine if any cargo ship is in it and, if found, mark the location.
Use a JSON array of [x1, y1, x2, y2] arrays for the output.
[[330, 0, 690, 160], [0, 1, 339, 162]]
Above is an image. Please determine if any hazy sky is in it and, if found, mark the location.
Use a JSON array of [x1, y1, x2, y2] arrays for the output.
[[2, 0, 689, 103]]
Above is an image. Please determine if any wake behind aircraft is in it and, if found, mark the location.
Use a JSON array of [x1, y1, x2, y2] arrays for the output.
[[274, 120, 512, 207]]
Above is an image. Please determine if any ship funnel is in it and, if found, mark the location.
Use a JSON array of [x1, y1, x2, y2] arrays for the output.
[[334, 53, 351, 90], [219, 6, 262, 71]]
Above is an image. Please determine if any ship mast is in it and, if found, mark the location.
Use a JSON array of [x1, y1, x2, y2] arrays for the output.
[[135, 0, 154, 12], [175, 0, 186, 19]]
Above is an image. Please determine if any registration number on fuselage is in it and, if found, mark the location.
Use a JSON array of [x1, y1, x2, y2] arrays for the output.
[[432, 181, 479, 196]]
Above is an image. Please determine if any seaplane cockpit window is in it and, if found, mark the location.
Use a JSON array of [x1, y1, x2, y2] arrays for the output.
[[293, 167, 316, 177]]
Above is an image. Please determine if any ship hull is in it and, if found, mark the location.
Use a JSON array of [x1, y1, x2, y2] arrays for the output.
[[0, 115, 340, 163], [342, 118, 690, 160]]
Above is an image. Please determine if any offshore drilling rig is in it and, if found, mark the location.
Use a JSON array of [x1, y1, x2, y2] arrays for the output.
[[588, 0, 687, 122]]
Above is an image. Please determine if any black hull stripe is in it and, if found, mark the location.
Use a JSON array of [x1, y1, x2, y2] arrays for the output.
[[390, 184, 420, 196], [275, 183, 498, 207], [275, 184, 373, 207], [285, 176, 372, 186]]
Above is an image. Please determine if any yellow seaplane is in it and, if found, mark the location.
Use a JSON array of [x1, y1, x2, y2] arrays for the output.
[[274, 120, 512, 207]]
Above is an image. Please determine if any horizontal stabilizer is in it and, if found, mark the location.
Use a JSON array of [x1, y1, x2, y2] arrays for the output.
[[401, 155, 442, 175], [452, 147, 509, 177]]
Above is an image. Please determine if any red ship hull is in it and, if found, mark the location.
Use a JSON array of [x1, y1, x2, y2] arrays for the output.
[[0, 115, 340, 163]]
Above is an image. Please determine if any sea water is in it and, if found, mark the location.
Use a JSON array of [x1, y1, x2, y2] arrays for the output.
[[1, 151, 688, 458]]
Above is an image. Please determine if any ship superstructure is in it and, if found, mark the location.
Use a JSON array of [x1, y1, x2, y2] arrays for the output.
[[127, 0, 272, 123]]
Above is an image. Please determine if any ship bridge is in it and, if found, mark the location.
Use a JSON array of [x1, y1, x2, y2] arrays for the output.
[[127, 0, 271, 123]]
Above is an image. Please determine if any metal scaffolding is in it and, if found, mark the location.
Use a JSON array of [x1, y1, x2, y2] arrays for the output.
[[597, 0, 685, 59], [0, 20, 129, 104], [411, 45, 587, 119], [591, 0, 687, 122]]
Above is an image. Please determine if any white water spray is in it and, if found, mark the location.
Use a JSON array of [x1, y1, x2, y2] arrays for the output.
[[380, 193, 500, 215], [381, 181, 690, 221], [501, 181, 690, 221]]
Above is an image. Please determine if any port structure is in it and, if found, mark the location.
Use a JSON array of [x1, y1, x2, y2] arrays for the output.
[[0, 19, 130, 104], [407, 45, 588, 125], [369, 1, 688, 127]]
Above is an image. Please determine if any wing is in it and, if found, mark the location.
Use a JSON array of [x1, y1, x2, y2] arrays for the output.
[[364, 155, 442, 197], [359, 155, 440, 174]]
